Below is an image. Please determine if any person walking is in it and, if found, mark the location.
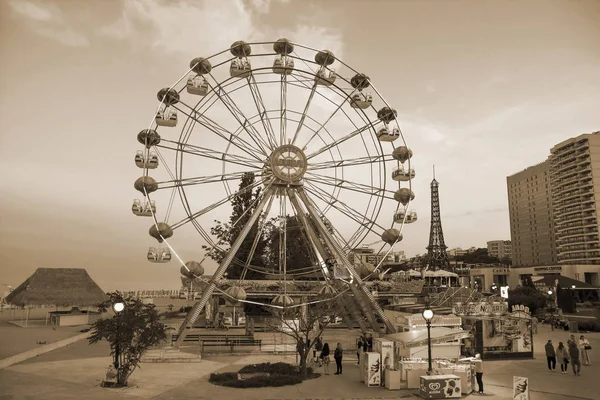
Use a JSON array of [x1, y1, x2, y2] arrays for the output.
[[321, 343, 331, 375], [356, 336, 363, 365], [568, 340, 581, 376], [545, 340, 557, 371], [579, 335, 591, 365], [556, 342, 570, 374], [473, 353, 484, 394], [532, 316, 538, 334], [334, 342, 343, 375]]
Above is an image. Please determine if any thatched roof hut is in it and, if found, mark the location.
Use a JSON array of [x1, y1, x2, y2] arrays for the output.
[[6, 268, 108, 307]]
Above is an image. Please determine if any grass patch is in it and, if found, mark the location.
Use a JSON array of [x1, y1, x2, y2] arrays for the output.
[[209, 362, 320, 388]]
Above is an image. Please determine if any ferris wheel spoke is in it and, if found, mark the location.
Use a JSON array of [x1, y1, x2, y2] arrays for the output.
[[248, 74, 278, 149], [303, 182, 387, 233], [299, 186, 371, 252], [308, 154, 394, 172], [170, 177, 270, 230], [280, 74, 288, 146], [158, 140, 263, 169], [304, 171, 394, 200], [306, 120, 380, 160], [206, 73, 271, 156], [172, 103, 265, 161], [290, 79, 319, 145], [156, 170, 261, 190]]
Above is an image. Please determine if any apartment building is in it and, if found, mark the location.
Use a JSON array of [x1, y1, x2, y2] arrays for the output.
[[507, 159, 557, 266], [447, 247, 476, 258], [486, 240, 512, 259], [550, 132, 600, 265]]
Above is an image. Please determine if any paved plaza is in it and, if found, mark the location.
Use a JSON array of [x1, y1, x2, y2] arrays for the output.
[[0, 322, 597, 399]]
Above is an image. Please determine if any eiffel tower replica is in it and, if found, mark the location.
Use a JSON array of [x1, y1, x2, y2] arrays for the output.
[[426, 166, 450, 271]]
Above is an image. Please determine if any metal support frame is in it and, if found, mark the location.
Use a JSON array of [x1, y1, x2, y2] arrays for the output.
[[174, 188, 274, 347], [295, 187, 396, 334]]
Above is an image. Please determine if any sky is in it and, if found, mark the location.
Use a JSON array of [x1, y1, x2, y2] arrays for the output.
[[1, 0, 599, 292]]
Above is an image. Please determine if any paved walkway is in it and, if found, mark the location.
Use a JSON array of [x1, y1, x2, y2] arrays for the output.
[[0, 324, 597, 399]]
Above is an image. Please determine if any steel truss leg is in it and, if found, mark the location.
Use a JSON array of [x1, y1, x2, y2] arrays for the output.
[[295, 187, 396, 334], [287, 190, 366, 332], [174, 188, 274, 347]]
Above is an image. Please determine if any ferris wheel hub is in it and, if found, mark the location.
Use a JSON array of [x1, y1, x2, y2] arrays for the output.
[[268, 144, 308, 184]]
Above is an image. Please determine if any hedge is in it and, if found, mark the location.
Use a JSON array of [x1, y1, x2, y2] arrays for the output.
[[209, 362, 319, 388]]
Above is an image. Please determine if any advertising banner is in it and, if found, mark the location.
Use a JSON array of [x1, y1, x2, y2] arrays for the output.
[[419, 375, 461, 399], [513, 376, 529, 400], [366, 352, 381, 387]]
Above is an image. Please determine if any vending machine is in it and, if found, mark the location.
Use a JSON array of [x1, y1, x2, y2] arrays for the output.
[[364, 352, 381, 387]]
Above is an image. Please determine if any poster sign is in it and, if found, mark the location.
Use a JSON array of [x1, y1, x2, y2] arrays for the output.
[[366, 352, 381, 386], [419, 375, 461, 399], [501, 286, 509, 299], [513, 376, 529, 400], [453, 302, 508, 316]]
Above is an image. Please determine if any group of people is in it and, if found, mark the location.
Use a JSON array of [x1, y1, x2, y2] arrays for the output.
[[301, 337, 345, 375], [356, 333, 374, 364], [545, 335, 592, 376]]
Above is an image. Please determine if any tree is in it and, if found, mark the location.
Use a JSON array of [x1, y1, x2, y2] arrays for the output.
[[499, 256, 512, 266], [267, 296, 337, 378], [456, 248, 501, 264], [202, 172, 269, 279], [507, 286, 547, 316], [264, 215, 317, 273], [88, 292, 168, 386]]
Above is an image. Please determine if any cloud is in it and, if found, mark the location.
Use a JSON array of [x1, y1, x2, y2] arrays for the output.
[[97, 0, 343, 61], [425, 81, 435, 93], [8, 0, 89, 47]]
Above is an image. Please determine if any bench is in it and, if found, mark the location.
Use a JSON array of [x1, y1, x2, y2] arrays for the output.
[[171, 334, 261, 351]]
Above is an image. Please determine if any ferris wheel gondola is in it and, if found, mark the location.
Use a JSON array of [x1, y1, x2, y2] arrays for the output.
[[132, 39, 416, 341]]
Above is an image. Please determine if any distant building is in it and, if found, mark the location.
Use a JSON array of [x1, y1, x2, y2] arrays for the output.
[[507, 159, 557, 266], [487, 240, 512, 259], [550, 132, 600, 265], [507, 131, 600, 267], [348, 245, 406, 267], [447, 247, 476, 258]]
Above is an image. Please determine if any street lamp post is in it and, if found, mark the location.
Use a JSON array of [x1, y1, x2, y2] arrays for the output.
[[422, 305, 434, 374], [112, 301, 125, 370]]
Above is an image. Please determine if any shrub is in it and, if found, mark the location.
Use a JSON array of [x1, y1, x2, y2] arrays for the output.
[[239, 362, 312, 376], [577, 321, 600, 332], [209, 363, 319, 388], [209, 372, 237, 383]]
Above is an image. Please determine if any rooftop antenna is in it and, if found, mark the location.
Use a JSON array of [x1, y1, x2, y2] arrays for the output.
[[433, 165, 435, 180]]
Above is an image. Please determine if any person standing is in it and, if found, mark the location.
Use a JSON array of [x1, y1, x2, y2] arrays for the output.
[[579, 335, 591, 365], [334, 342, 343, 375], [321, 343, 331, 375], [315, 336, 323, 366], [556, 342, 570, 374], [367, 334, 374, 352], [473, 353, 484, 394], [532, 316, 538, 334], [568, 340, 581, 376], [545, 340, 557, 371], [356, 336, 363, 365]]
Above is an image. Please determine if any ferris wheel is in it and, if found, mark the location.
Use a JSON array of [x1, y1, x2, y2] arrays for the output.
[[133, 39, 416, 340]]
